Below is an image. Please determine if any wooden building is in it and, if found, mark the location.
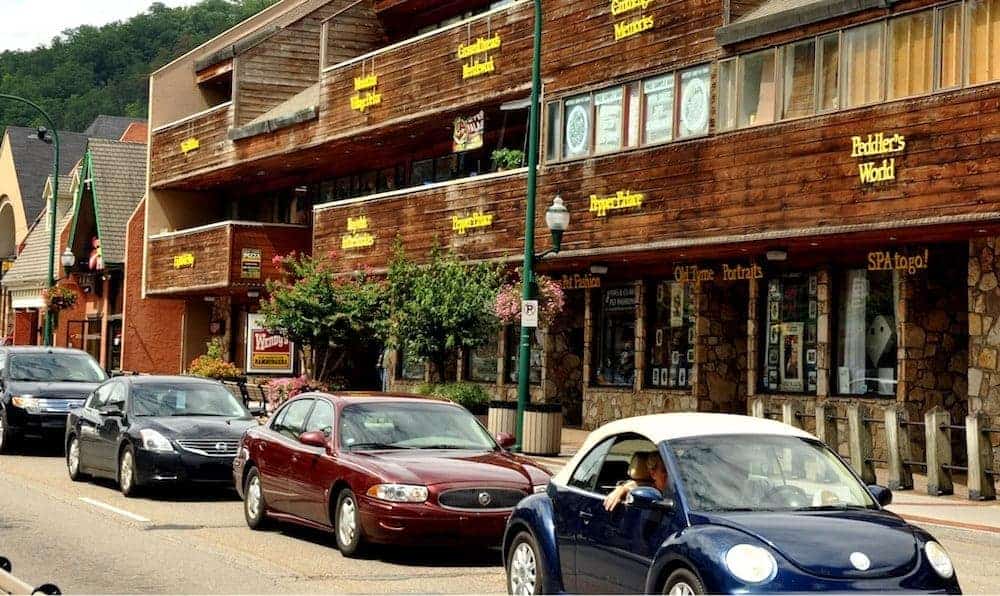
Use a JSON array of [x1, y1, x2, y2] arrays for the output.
[[141, 0, 1000, 461]]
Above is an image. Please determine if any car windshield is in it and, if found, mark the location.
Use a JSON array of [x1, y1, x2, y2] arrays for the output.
[[132, 383, 249, 418], [8, 353, 107, 383], [668, 434, 876, 512], [340, 402, 497, 451]]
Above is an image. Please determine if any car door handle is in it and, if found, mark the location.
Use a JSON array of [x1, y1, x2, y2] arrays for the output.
[[579, 511, 593, 524]]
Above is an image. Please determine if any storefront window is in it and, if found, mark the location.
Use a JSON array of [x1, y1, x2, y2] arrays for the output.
[[678, 65, 711, 138], [506, 326, 541, 384], [835, 269, 898, 396], [761, 272, 819, 394], [969, 0, 1000, 84], [563, 94, 593, 159], [940, 4, 963, 89], [843, 22, 885, 107], [888, 10, 934, 99], [783, 39, 816, 119], [468, 339, 499, 383], [595, 286, 637, 387], [647, 281, 695, 389], [738, 49, 778, 127], [594, 88, 624, 153], [399, 349, 426, 381]]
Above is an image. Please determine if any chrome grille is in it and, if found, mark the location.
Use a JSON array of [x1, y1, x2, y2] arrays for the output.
[[438, 488, 527, 511], [176, 438, 240, 457], [37, 398, 84, 413]]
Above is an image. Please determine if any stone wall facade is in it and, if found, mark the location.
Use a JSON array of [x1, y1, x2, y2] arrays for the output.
[[968, 237, 1000, 462]]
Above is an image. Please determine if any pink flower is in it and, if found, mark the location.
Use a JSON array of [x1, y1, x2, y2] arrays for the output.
[[272, 255, 284, 267]]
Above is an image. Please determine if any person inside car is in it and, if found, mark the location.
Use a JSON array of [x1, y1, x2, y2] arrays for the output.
[[603, 450, 669, 511]]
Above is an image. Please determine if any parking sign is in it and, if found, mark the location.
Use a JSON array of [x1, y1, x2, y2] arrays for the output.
[[522, 300, 539, 328]]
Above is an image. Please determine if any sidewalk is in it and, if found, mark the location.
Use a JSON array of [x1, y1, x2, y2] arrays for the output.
[[526, 427, 1000, 535]]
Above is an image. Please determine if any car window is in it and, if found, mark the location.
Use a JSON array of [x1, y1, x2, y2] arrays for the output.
[[274, 399, 314, 440], [103, 383, 126, 412], [304, 400, 334, 436], [339, 402, 496, 450], [8, 352, 107, 382], [130, 382, 247, 417], [569, 437, 615, 492], [89, 383, 115, 410], [593, 435, 659, 495]]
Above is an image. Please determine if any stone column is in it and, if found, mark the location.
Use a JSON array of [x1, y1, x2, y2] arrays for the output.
[[746, 275, 759, 406], [816, 268, 831, 398], [582, 288, 594, 423], [968, 237, 1000, 467]]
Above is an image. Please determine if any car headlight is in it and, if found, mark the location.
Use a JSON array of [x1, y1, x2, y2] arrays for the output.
[[925, 541, 954, 578], [725, 544, 777, 584], [139, 429, 174, 452], [533, 484, 547, 494], [11, 395, 39, 411], [366, 484, 428, 503]]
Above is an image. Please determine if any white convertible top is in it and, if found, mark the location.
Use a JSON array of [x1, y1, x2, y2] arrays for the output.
[[551, 413, 816, 485]]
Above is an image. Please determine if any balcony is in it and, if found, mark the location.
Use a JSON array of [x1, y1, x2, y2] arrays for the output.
[[149, 1, 534, 190], [146, 221, 309, 296]]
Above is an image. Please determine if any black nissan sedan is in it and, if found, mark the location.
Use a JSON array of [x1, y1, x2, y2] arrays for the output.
[[0, 347, 107, 453], [65, 375, 259, 497]]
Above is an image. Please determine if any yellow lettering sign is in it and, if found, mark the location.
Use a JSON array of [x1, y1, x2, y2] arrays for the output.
[[457, 34, 502, 59], [858, 158, 897, 184], [452, 212, 494, 235], [614, 15, 654, 40], [347, 216, 369, 232], [611, 0, 653, 15], [354, 74, 378, 91], [850, 132, 906, 158], [341, 233, 375, 250], [180, 138, 200, 154], [674, 265, 715, 284], [350, 92, 383, 112], [462, 56, 496, 79], [173, 253, 195, 269], [560, 274, 602, 290], [868, 249, 929, 274], [589, 190, 645, 217]]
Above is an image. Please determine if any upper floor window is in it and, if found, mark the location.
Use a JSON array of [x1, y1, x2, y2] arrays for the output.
[[969, 0, 1000, 84], [545, 65, 710, 162]]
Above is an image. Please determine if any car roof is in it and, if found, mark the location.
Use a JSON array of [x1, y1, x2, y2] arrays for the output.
[[120, 375, 221, 385], [551, 413, 816, 485], [297, 391, 455, 406], [1, 346, 93, 355]]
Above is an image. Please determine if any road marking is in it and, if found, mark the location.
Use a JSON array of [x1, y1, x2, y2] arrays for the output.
[[79, 497, 150, 523]]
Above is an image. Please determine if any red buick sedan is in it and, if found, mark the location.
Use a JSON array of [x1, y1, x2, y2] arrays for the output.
[[233, 392, 551, 555]]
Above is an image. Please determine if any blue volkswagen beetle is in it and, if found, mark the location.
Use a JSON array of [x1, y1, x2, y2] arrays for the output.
[[503, 413, 961, 594]]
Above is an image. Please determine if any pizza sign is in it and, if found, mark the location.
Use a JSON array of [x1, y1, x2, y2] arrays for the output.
[[246, 314, 294, 374]]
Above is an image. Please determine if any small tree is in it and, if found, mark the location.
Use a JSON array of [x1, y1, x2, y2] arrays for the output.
[[382, 243, 502, 381], [260, 252, 384, 382]]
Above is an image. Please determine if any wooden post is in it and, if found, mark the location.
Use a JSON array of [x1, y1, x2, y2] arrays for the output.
[[966, 411, 996, 501], [751, 397, 764, 418], [847, 404, 876, 484], [782, 402, 801, 428], [815, 403, 839, 452], [884, 406, 913, 490], [924, 407, 954, 496]]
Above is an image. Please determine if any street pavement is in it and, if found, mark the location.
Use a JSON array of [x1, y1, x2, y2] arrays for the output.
[[2, 437, 999, 594]]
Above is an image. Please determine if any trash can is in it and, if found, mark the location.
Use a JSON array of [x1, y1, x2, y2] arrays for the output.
[[522, 402, 563, 456], [487, 400, 517, 437]]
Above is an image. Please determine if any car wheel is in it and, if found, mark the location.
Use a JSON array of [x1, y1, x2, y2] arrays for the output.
[[0, 409, 17, 454], [662, 568, 705, 596], [118, 445, 140, 498], [335, 488, 366, 557], [507, 531, 547, 596], [244, 467, 269, 530], [66, 436, 86, 481]]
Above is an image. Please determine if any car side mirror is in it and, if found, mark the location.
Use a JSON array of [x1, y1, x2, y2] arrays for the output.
[[298, 430, 328, 448], [102, 406, 124, 418], [868, 484, 893, 507], [495, 432, 516, 449], [625, 486, 675, 511]]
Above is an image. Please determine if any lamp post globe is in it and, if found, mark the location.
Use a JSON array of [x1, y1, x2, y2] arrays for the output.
[[545, 195, 570, 253], [60, 247, 75, 271]]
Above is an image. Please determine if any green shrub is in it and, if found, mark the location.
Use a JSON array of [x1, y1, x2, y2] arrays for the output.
[[416, 382, 491, 413]]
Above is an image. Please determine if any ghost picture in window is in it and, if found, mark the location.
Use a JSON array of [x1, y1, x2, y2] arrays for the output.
[[809, 300, 817, 319], [866, 314, 896, 367], [769, 324, 780, 345], [809, 275, 818, 296], [686, 348, 695, 363], [767, 369, 778, 388], [671, 351, 680, 365], [808, 370, 817, 391], [564, 102, 591, 156], [670, 284, 684, 327], [768, 348, 779, 365], [780, 322, 804, 392]]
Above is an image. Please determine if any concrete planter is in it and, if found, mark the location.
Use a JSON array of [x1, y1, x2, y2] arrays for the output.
[[522, 402, 563, 456], [487, 400, 517, 437]]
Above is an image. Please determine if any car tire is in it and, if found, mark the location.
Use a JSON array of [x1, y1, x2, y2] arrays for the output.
[[334, 488, 366, 557], [0, 408, 18, 454], [662, 568, 705, 596], [507, 531, 547, 595], [118, 445, 140, 498], [66, 435, 87, 481], [244, 467, 270, 530]]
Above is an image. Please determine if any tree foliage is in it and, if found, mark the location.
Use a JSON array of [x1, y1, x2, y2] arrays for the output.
[[0, 0, 277, 131], [260, 253, 384, 383], [382, 243, 503, 381]]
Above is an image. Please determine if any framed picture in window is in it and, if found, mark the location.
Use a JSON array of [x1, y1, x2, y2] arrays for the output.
[[678, 368, 687, 387], [769, 301, 779, 321], [669, 367, 678, 386], [806, 324, 817, 345], [768, 348, 779, 365], [655, 328, 664, 347], [769, 279, 781, 298], [809, 300, 818, 318], [838, 366, 852, 395], [808, 275, 818, 296], [767, 369, 778, 389], [806, 349, 816, 365], [671, 351, 680, 365], [564, 94, 592, 158], [686, 348, 695, 363], [769, 324, 780, 345], [679, 65, 710, 137], [808, 370, 817, 391], [779, 322, 804, 392], [652, 367, 661, 386]]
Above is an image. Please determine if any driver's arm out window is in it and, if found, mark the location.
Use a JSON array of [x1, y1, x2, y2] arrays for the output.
[[569, 437, 615, 492]]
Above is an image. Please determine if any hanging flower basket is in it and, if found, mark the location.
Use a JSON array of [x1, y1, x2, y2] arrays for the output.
[[43, 285, 78, 313], [494, 270, 566, 327]]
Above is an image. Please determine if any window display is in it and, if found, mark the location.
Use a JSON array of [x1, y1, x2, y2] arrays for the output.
[[647, 281, 695, 388], [467, 340, 499, 383], [594, 88, 624, 153], [563, 94, 593, 158], [506, 326, 541, 384], [679, 65, 710, 137], [644, 75, 674, 144], [595, 286, 637, 387], [399, 349, 426, 381], [835, 269, 898, 396], [761, 272, 818, 394]]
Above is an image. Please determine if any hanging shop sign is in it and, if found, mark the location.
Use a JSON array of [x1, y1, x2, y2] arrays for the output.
[[589, 190, 644, 217], [246, 313, 294, 375], [341, 216, 375, 250], [453, 111, 485, 152], [604, 285, 636, 311], [868, 248, 929, 274], [452, 212, 494, 235], [560, 274, 602, 290], [673, 263, 763, 284], [851, 132, 905, 185], [173, 253, 195, 269], [240, 248, 262, 279], [459, 34, 501, 79], [180, 137, 200, 154], [350, 70, 382, 112], [611, 0, 654, 41]]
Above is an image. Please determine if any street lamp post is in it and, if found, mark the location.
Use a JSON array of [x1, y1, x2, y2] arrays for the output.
[[0, 94, 60, 346]]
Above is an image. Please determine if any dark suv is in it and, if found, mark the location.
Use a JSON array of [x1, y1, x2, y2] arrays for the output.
[[0, 347, 108, 453]]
